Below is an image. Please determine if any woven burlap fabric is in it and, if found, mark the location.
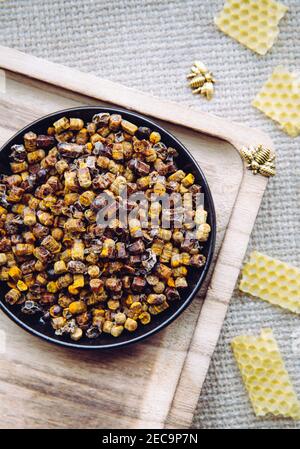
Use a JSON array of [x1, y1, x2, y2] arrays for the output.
[[0, 0, 299, 429]]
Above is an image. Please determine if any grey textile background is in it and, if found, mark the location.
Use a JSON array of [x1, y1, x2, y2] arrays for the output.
[[0, 0, 299, 429]]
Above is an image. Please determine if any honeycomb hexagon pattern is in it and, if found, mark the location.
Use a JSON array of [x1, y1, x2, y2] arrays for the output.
[[232, 328, 300, 419], [240, 251, 300, 314], [252, 66, 300, 137], [214, 0, 288, 55]]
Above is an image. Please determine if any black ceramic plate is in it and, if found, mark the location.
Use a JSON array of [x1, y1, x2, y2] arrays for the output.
[[0, 106, 216, 350]]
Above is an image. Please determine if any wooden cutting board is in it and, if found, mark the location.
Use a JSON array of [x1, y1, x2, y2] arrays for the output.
[[0, 46, 273, 429]]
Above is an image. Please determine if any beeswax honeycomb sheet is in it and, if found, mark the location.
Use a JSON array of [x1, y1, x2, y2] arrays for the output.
[[240, 251, 300, 314], [232, 329, 300, 419], [214, 0, 288, 55], [0, 0, 300, 430], [252, 66, 300, 137]]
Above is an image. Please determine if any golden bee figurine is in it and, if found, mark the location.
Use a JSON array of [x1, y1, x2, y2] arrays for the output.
[[187, 61, 216, 100], [240, 145, 276, 177]]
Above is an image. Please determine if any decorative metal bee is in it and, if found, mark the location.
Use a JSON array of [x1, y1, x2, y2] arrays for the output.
[[187, 61, 216, 100], [240, 145, 276, 177], [189, 74, 205, 89]]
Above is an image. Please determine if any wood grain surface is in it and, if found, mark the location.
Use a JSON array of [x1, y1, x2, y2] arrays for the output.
[[0, 46, 272, 429]]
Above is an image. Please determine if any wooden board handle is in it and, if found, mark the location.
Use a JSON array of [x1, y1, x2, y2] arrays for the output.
[[0, 45, 274, 155]]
